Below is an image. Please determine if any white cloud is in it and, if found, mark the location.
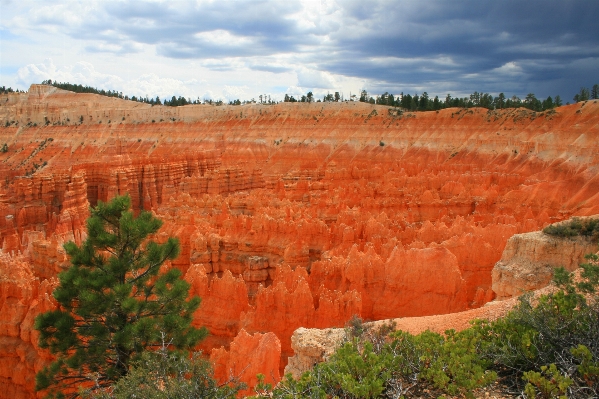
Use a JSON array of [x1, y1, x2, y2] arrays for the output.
[[14, 59, 275, 102], [17, 58, 58, 83], [194, 30, 255, 47], [16, 59, 207, 99], [222, 85, 249, 101], [492, 62, 524, 76], [17, 59, 123, 89], [296, 67, 336, 89]]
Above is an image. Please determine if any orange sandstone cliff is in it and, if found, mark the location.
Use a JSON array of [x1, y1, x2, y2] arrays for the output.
[[1, 85, 599, 397]]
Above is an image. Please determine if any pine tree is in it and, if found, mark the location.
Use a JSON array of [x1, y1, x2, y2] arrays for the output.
[[35, 195, 205, 398], [554, 95, 562, 107], [574, 87, 590, 103]]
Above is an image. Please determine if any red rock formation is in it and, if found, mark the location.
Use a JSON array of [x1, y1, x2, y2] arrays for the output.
[[210, 329, 281, 396], [0, 252, 57, 399], [1, 87, 599, 397], [185, 266, 250, 350], [310, 244, 466, 320]]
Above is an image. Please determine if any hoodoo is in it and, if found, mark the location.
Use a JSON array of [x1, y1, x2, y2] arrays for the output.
[[1, 85, 599, 397]]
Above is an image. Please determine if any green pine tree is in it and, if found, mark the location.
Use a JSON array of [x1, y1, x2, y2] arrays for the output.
[[35, 195, 206, 398]]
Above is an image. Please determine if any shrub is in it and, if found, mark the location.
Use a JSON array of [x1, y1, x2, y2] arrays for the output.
[[523, 364, 572, 399], [262, 322, 495, 398], [388, 328, 496, 395], [87, 348, 241, 399], [478, 255, 599, 397], [543, 217, 599, 241]]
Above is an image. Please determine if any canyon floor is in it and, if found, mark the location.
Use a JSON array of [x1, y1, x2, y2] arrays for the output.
[[1, 85, 598, 398]]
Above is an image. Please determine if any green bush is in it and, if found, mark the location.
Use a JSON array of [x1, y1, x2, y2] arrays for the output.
[[543, 217, 599, 241], [477, 255, 599, 397], [388, 328, 496, 396], [523, 363, 572, 399], [261, 324, 495, 398], [86, 348, 242, 399], [325, 340, 392, 398]]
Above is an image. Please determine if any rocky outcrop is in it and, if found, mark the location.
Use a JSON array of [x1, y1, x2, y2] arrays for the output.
[[284, 327, 347, 378], [1, 87, 599, 398], [239, 265, 360, 365], [492, 229, 598, 299], [286, 215, 599, 377]]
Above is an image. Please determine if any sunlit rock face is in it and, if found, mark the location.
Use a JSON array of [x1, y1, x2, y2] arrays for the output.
[[1, 86, 599, 398]]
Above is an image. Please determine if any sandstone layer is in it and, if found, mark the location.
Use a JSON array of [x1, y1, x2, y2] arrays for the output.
[[1, 86, 599, 398]]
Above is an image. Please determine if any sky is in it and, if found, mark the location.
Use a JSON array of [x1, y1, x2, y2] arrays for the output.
[[1, 0, 598, 102]]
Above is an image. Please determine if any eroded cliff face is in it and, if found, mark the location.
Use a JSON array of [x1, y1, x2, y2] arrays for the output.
[[492, 229, 598, 299], [1, 85, 599, 397]]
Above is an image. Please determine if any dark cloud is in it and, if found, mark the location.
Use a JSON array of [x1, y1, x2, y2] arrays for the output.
[[317, 0, 599, 96]]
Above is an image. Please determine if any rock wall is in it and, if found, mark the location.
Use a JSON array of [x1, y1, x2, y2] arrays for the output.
[[1, 86, 599, 398]]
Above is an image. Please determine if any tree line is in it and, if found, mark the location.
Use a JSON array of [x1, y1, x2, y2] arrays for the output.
[[284, 92, 314, 102], [40, 80, 271, 107], [21, 80, 599, 111], [359, 90, 565, 112], [41, 80, 206, 107], [0, 86, 25, 94], [281, 84, 599, 112], [372, 84, 597, 112], [574, 84, 599, 102]]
